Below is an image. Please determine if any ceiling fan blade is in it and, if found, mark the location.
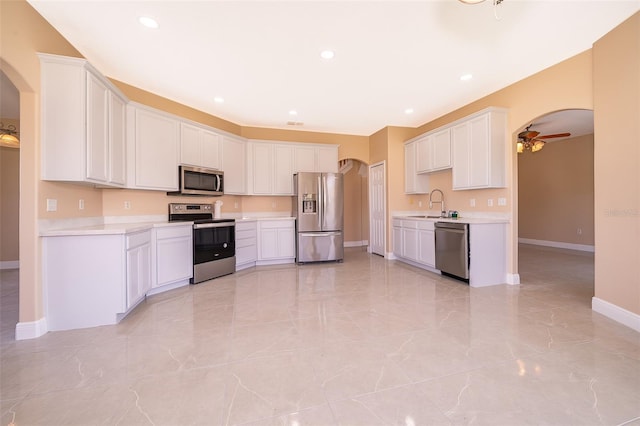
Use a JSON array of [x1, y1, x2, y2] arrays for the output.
[[537, 132, 571, 139], [518, 130, 540, 139]]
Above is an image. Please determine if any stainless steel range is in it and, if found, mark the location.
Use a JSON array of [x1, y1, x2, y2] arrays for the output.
[[168, 203, 235, 283]]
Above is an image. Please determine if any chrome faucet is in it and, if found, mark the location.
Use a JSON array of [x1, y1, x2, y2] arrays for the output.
[[429, 189, 446, 217]]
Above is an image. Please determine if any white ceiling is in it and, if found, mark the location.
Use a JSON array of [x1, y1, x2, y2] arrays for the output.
[[21, 1, 640, 136]]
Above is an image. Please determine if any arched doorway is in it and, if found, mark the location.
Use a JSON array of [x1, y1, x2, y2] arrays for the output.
[[339, 158, 370, 250]]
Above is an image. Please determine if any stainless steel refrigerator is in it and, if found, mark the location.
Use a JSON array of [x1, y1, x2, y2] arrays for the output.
[[294, 172, 344, 263]]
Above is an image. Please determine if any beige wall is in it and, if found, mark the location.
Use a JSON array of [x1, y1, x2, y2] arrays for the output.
[[1, 145, 20, 263], [518, 134, 594, 245], [593, 13, 640, 315]]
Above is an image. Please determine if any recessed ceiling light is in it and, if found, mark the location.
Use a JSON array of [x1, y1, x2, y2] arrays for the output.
[[320, 50, 335, 60], [139, 16, 159, 29], [289, 110, 298, 116], [460, 73, 473, 81], [214, 97, 224, 104], [405, 108, 414, 115]]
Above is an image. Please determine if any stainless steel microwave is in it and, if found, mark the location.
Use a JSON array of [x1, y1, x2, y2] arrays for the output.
[[168, 165, 224, 196]]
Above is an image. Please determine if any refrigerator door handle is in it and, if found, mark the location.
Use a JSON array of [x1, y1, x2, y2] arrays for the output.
[[299, 232, 342, 237]]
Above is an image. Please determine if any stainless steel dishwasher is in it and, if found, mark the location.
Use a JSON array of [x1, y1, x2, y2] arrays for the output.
[[435, 222, 469, 281]]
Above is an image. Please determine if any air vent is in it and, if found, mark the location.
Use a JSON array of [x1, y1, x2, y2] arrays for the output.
[[287, 121, 304, 126]]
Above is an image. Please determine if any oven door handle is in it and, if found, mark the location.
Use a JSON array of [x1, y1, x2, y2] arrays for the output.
[[193, 222, 235, 230]]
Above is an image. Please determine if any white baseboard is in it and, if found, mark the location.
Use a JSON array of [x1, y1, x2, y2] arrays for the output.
[[0, 260, 19, 270], [592, 297, 640, 333], [15, 317, 48, 340], [345, 240, 368, 248], [506, 273, 520, 285], [519, 238, 594, 253]]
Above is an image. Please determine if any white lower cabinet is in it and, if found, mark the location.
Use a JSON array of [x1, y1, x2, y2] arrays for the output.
[[236, 221, 258, 270], [393, 219, 437, 270], [257, 219, 295, 265], [417, 223, 435, 267], [151, 225, 193, 291], [126, 230, 152, 310]]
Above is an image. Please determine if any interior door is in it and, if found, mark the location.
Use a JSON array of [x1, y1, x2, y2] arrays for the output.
[[369, 162, 386, 256]]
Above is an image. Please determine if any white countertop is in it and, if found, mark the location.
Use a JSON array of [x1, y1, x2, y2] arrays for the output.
[[40, 220, 192, 237], [393, 215, 509, 224]]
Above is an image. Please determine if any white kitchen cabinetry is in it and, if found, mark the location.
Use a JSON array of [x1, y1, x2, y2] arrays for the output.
[[180, 122, 221, 170], [43, 230, 153, 331], [416, 128, 451, 173], [257, 219, 296, 265], [236, 220, 258, 270], [451, 107, 507, 190], [151, 225, 193, 292], [127, 103, 180, 191], [417, 221, 436, 267], [293, 144, 339, 173], [404, 141, 429, 194], [39, 53, 127, 187], [126, 230, 152, 310], [249, 142, 294, 195], [222, 136, 247, 194], [393, 218, 438, 271]]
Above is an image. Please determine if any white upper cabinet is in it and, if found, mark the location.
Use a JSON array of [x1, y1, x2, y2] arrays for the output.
[[39, 53, 128, 187], [127, 103, 180, 191], [180, 122, 221, 170], [293, 144, 338, 173], [451, 107, 507, 190], [404, 141, 429, 194], [221, 135, 247, 195], [416, 128, 451, 173], [249, 142, 294, 195]]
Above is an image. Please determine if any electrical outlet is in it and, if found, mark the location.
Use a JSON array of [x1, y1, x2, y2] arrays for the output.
[[470, 198, 476, 207], [487, 199, 494, 207], [234, 202, 239, 209], [577, 228, 582, 235], [498, 197, 507, 206], [46, 198, 57, 212], [124, 201, 131, 209], [79, 199, 85, 210], [271, 201, 277, 209], [418, 201, 422, 207]]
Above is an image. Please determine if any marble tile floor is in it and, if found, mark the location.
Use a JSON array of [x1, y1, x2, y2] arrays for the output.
[[1, 245, 639, 425]]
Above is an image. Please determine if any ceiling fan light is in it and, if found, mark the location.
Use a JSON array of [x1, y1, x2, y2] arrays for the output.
[[458, 0, 486, 3], [516, 141, 524, 154], [531, 140, 545, 152], [0, 133, 20, 148]]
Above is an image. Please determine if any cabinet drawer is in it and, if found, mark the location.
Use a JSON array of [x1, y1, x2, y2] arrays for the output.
[[236, 228, 257, 240], [236, 237, 257, 248], [259, 219, 295, 229], [156, 226, 192, 240], [401, 220, 418, 229], [236, 221, 257, 232], [417, 221, 435, 231], [126, 230, 151, 249]]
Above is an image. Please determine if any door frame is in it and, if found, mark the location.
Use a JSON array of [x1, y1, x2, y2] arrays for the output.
[[368, 161, 386, 256]]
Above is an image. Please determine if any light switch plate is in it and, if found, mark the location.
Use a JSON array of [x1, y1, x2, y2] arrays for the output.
[[487, 199, 494, 207], [470, 198, 476, 207], [498, 197, 506, 206]]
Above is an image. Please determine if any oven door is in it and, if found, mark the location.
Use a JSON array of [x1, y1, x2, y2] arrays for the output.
[[193, 222, 235, 264]]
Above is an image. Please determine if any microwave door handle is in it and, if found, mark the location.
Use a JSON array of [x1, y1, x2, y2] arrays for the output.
[[217, 174, 221, 191]]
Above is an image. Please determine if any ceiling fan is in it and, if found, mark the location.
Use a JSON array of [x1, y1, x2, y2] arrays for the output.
[[517, 124, 570, 153]]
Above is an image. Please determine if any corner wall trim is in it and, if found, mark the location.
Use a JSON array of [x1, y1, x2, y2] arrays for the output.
[[519, 238, 594, 253], [506, 273, 520, 285], [15, 317, 48, 340], [0, 260, 19, 270], [592, 297, 640, 333]]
